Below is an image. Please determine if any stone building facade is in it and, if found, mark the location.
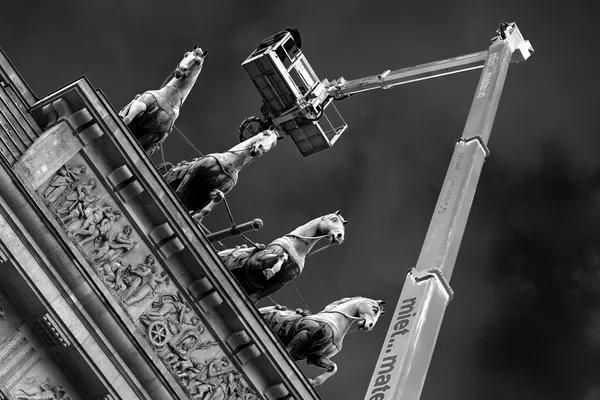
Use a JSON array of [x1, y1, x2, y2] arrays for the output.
[[0, 48, 320, 400]]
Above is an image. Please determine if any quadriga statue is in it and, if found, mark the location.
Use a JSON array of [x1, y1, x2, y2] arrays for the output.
[[260, 297, 386, 386], [160, 129, 281, 223], [119, 44, 208, 155], [219, 211, 347, 302]]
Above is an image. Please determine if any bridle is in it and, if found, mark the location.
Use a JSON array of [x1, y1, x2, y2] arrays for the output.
[[321, 309, 368, 334], [285, 215, 344, 244], [158, 56, 204, 108], [222, 134, 279, 169], [174, 52, 205, 80]]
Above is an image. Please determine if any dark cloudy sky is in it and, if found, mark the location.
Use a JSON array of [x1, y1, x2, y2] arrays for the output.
[[2, 1, 599, 399]]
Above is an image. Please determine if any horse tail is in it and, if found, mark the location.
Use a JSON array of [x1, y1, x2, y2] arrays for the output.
[[119, 98, 134, 117], [156, 162, 174, 176]]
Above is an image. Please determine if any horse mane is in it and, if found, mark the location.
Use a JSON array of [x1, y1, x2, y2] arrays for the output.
[[322, 296, 366, 312], [159, 69, 176, 89]]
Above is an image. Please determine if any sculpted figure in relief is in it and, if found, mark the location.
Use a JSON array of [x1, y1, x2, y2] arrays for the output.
[[121, 255, 170, 306], [91, 225, 137, 266], [140, 293, 188, 333], [69, 204, 122, 244], [11, 378, 70, 400], [42, 164, 87, 204], [54, 178, 98, 223]]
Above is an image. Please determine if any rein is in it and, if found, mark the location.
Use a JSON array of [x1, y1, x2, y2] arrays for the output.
[[321, 310, 366, 334], [284, 233, 335, 258], [223, 145, 260, 170], [285, 233, 330, 241], [158, 63, 203, 107], [285, 215, 340, 242]]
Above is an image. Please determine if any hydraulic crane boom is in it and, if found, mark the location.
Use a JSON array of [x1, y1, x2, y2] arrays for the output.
[[362, 23, 533, 400], [326, 30, 531, 99]]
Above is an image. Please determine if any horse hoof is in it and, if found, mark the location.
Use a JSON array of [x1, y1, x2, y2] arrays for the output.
[[263, 269, 274, 280]]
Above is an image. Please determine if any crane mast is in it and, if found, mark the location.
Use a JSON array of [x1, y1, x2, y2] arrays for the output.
[[359, 23, 533, 400]]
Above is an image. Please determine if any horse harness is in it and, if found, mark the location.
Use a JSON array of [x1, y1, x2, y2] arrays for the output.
[[320, 310, 366, 335]]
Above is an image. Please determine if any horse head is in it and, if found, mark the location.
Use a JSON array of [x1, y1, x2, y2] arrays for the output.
[[175, 44, 209, 79], [318, 210, 348, 245], [355, 298, 386, 331], [323, 297, 385, 332], [247, 129, 282, 157]]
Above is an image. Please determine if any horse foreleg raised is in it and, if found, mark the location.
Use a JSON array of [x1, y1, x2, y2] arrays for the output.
[[120, 98, 147, 125], [263, 252, 289, 280], [307, 356, 338, 387], [192, 189, 224, 225]]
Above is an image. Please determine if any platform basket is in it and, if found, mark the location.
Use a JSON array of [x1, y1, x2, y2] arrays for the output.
[[283, 100, 347, 157]]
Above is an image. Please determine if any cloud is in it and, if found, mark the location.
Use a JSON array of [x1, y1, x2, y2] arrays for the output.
[[472, 143, 600, 399]]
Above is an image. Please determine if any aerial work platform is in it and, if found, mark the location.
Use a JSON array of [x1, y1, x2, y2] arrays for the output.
[[242, 23, 532, 160], [244, 22, 534, 400]]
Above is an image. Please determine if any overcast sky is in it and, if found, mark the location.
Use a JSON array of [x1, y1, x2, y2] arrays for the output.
[[1, 0, 599, 399]]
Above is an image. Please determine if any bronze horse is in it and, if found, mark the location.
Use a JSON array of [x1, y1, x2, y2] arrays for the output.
[[160, 129, 281, 223], [219, 211, 347, 302], [260, 297, 386, 386], [119, 44, 208, 155]]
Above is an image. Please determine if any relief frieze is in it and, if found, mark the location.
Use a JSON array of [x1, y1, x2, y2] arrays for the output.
[[37, 156, 260, 399], [8, 378, 70, 400]]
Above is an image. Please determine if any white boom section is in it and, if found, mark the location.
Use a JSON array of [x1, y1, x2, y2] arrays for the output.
[[362, 23, 533, 400], [326, 51, 487, 97], [326, 29, 532, 99]]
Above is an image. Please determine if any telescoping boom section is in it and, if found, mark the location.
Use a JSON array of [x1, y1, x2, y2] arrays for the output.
[[363, 23, 533, 400], [325, 24, 532, 99]]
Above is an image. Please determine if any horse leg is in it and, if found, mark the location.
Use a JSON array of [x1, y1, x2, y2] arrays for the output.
[[285, 330, 310, 359], [121, 99, 147, 125], [263, 252, 289, 280], [307, 356, 338, 387], [192, 189, 224, 224]]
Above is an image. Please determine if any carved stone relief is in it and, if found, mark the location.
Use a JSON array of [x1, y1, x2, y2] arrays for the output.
[[38, 156, 171, 318], [37, 156, 261, 399], [0, 291, 77, 400], [139, 291, 261, 398], [6, 378, 70, 400]]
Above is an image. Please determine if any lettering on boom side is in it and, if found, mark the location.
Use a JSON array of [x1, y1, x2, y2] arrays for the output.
[[454, 151, 464, 171], [437, 180, 455, 214], [369, 298, 418, 399], [476, 52, 498, 98], [369, 356, 396, 400]]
